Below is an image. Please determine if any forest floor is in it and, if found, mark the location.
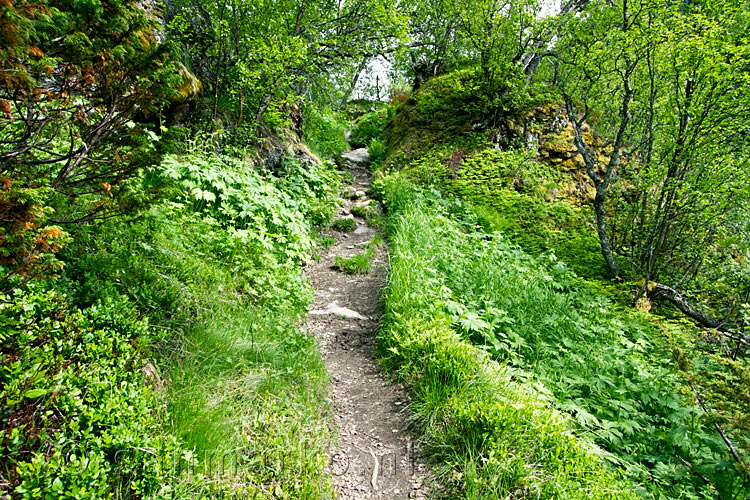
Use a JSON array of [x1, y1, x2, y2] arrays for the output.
[[305, 149, 434, 500]]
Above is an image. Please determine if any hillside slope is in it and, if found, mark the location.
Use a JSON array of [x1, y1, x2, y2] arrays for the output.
[[363, 71, 750, 499]]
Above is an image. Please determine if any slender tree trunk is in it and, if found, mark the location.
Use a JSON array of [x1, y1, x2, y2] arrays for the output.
[[293, 0, 308, 36], [339, 59, 367, 108], [212, 0, 228, 122], [563, 95, 622, 278], [238, 88, 243, 127], [632, 39, 657, 304], [594, 190, 619, 277]]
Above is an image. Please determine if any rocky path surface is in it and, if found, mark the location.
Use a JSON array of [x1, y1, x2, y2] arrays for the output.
[[306, 149, 433, 500]]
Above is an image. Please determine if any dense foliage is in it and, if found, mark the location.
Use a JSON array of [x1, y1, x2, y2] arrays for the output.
[[1, 289, 182, 499], [377, 176, 638, 499], [165, 0, 407, 129], [391, 0, 750, 333], [376, 174, 749, 498], [373, 28, 750, 492], [1, 149, 340, 497]]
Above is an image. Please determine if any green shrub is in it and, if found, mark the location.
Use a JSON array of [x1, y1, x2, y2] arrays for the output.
[[350, 204, 368, 218], [161, 154, 311, 262], [350, 203, 382, 227], [315, 232, 336, 249], [272, 157, 342, 227], [1, 289, 183, 500], [350, 103, 397, 148], [161, 153, 340, 260]]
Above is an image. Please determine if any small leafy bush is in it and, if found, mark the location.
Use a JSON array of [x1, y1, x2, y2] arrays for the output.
[[1, 288, 183, 500], [350, 202, 378, 220], [350, 204, 368, 218], [315, 232, 336, 249], [161, 153, 339, 262], [271, 157, 342, 227]]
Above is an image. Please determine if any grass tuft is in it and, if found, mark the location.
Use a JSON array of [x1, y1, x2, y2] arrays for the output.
[[331, 217, 357, 232], [334, 252, 372, 274], [333, 237, 380, 275]]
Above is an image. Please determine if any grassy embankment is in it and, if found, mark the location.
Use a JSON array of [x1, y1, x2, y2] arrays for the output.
[[363, 68, 749, 499], [2, 148, 341, 499], [377, 176, 747, 499], [376, 177, 637, 499]]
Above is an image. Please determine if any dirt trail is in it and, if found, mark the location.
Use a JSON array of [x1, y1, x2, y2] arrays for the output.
[[305, 149, 433, 500]]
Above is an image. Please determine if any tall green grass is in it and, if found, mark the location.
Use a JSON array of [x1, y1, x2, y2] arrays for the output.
[[122, 156, 337, 498], [378, 178, 638, 499], [162, 307, 332, 498], [377, 175, 748, 499], [148, 211, 332, 498]]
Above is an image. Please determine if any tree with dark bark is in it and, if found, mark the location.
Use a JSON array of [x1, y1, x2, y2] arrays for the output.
[[554, 0, 647, 277], [554, 0, 750, 328]]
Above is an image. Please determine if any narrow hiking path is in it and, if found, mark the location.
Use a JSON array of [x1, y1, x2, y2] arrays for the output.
[[305, 149, 433, 500]]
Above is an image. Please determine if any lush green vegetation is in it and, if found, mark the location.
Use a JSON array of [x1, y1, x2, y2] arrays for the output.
[[388, 0, 750, 334], [350, 203, 382, 227], [303, 107, 350, 160], [377, 177, 637, 499], [376, 175, 748, 499], [386, 131, 608, 278], [374, 49, 750, 497], [3, 0, 749, 498], [1, 150, 340, 498], [2, 289, 183, 499]]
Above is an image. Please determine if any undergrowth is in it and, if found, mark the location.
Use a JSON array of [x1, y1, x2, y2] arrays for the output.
[[303, 106, 350, 160], [1, 153, 340, 498], [388, 136, 609, 278], [376, 175, 749, 499], [351, 202, 384, 229], [349, 103, 397, 149], [334, 252, 372, 275], [377, 177, 638, 499]]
